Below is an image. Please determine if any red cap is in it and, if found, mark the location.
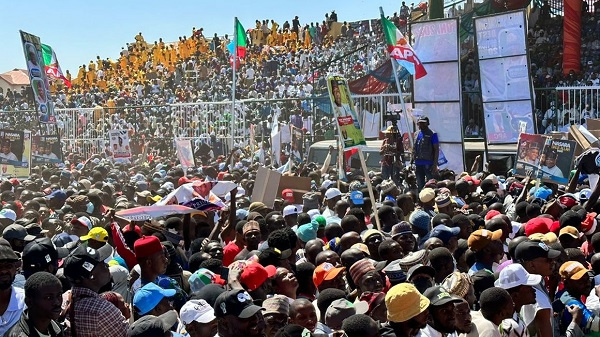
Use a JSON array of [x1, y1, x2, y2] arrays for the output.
[[282, 189, 294, 203], [485, 210, 501, 221], [240, 263, 276, 291], [134, 236, 163, 259], [464, 176, 481, 186], [313, 262, 345, 288], [123, 223, 142, 236], [525, 217, 554, 236], [582, 212, 598, 235], [9, 178, 19, 186], [178, 177, 191, 186]]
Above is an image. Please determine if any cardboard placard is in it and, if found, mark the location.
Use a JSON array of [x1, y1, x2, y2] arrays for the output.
[[250, 167, 311, 208], [514, 133, 547, 177]]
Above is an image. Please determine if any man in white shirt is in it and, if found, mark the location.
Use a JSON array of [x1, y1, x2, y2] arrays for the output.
[[419, 286, 462, 337], [0, 140, 18, 162]]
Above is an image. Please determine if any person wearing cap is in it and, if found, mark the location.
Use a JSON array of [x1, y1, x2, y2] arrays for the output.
[[322, 188, 342, 218], [133, 282, 176, 318], [0, 243, 24, 335], [0, 208, 17, 229], [418, 188, 436, 217], [362, 229, 384, 260], [127, 310, 183, 337], [559, 226, 583, 249], [325, 298, 368, 331], [5, 272, 64, 337], [495, 264, 541, 337], [430, 225, 460, 253], [283, 205, 300, 228], [262, 296, 289, 337], [80, 226, 109, 249], [350, 259, 384, 295], [313, 262, 346, 292], [131, 236, 168, 295], [420, 286, 463, 337], [63, 244, 129, 337], [467, 229, 504, 276], [3, 224, 36, 253], [21, 237, 65, 279], [239, 262, 277, 302], [380, 124, 403, 183], [515, 240, 560, 337], [413, 115, 439, 191], [558, 261, 600, 335], [178, 299, 217, 337], [465, 287, 515, 337], [214, 289, 266, 337], [407, 263, 435, 294], [381, 283, 430, 337], [234, 221, 262, 261]]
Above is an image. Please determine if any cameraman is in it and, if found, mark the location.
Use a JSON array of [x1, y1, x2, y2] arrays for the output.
[[380, 125, 403, 183]]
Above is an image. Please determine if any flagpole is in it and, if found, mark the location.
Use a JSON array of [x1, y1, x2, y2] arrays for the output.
[[380, 7, 414, 150], [231, 17, 238, 170]]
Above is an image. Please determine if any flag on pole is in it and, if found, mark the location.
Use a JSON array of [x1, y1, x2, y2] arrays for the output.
[[380, 15, 427, 79], [227, 19, 248, 58], [41, 44, 71, 88]]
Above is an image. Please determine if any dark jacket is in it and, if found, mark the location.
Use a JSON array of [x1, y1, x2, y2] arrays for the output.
[[5, 310, 64, 337]]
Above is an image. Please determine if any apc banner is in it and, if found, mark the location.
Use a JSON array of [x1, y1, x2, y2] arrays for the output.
[[32, 135, 62, 165], [176, 139, 195, 168], [540, 138, 576, 185], [327, 75, 366, 150], [109, 130, 131, 161], [514, 133, 547, 177], [20, 31, 55, 123]]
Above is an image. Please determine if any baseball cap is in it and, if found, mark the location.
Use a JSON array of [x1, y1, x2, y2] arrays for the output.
[[127, 310, 179, 337], [385, 283, 430, 323], [350, 190, 364, 205], [361, 229, 382, 242], [283, 205, 300, 217], [0, 244, 18, 261], [133, 282, 177, 315], [240, 263, 276, 291], [80, 227, 109, 243], [22, 237, 66, 271], [189, 268, 226, 293], [46, 190, 67, 201], [423, 285, 462, 306], [324, 188, 342, 200], [467, 229, 503, 252], [514, 240, 560, 262], [313, 262, 345, 288], [282, 189, 295, 203], [417, 116, 429, 124], [71, 216, 93, 231], [214, 289, 264, 318], [3, 224, 36, 241], [180, 299, 216, 325], [495, 263, 542, 289], [0, 209, 16, 222], [407, 263, 436, 280], [524, 217, 558, 236], [262, 296, 290, 315], [559, 226, 582, 239], [559, 261, 589, 280], [419, 188, 435, 203], [325, 298, 369, 329], [63, 244, 113, 281], [429, 225, 460, 244]]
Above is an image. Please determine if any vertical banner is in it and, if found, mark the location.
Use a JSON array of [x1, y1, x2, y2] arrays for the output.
[[176, 139, 195, 168], [11, 131, 31, 179], [411, 18, 464, 173], [327, 75, 366, 150], [32, 135, 62, 165], [514, 133, 548, 177], [20, 31, 56, 123], [540, 138, 576, 184], [562, 0, 582, 75], [109, 130, 132, 162], [474, 10, 535, 144]]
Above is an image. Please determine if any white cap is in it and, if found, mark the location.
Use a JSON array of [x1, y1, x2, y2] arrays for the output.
[[485, 174, 498, 185], [495, 263, 542, 289], [283, 205, 300, 217], [321, 179, 334, 189], [0, 209, 16, 222], [324, 188, 342, 200], [307, 209, 321, 220], [180, 299, 216, 325]]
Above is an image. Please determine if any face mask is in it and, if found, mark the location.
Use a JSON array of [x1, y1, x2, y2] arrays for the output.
[[86, 202, 94, 214]]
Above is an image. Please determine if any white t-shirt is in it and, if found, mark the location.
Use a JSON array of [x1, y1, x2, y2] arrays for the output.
[[521, 284, 552, 336]]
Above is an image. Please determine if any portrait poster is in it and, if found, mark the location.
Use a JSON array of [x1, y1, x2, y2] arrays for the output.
[[327, 75, 366, 150], [9, 131, 31, 179], [514, 133, 548, 177], [176, 139, 195, 168], [32, 134, 62, 165], [539, 139, 575, 185], [20, 31, 55, 123], [109, 129, 132, 160]]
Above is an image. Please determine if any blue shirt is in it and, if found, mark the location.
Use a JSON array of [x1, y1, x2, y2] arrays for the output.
[[415, 131, 439, 166]]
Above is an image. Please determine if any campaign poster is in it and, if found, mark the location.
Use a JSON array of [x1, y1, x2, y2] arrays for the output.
[[176, 139, 195, 168], [109, 130, 131, 160], [327, 75, 366, 150], [9, 131, 31, 179], [514, 133, 548, 177], [32, 135, 62, 165], [20, 31, 55, 123], [540, 139, 576, 185], [0, 130, 26, 168]]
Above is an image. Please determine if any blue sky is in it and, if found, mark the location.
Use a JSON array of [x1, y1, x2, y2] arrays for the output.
[[1, 0, 405, 74]]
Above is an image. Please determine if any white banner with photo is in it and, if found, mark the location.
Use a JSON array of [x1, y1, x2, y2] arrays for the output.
[[484, 100, 536, 143], [475, 12, 527, 60], [108, 129, 131, 160], [411, 18, 464, 172]]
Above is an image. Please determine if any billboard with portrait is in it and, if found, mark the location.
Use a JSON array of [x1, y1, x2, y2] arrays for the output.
[[32, 134, 62, 165], [327, 75, 366, 150], [514, 133, 548, 177], [20, 31, 55, 123]]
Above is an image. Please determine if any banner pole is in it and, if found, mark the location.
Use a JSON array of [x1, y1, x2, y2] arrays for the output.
[[359, 148, 381, 231], [231, 17, 238, 170]]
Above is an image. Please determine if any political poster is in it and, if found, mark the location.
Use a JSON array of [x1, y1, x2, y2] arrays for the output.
[[109, 130, 131, 161], [514, 133, 548, 177], [0, 130, 26, 169], [10, 131, 31, 179], [20, 31, 56, 123], [539, 139, 576, 185], [32, 135, 62, 165], [327, 75, 366, 150], [176, 139, 195, 168]]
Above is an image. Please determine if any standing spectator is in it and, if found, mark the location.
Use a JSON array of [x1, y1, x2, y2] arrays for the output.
[[214, 289, 266, 337], [466, 287, 515, 337], [0, 243, 24, 335], [380, 283, 430, 337], [412, 116, 439, 191]]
